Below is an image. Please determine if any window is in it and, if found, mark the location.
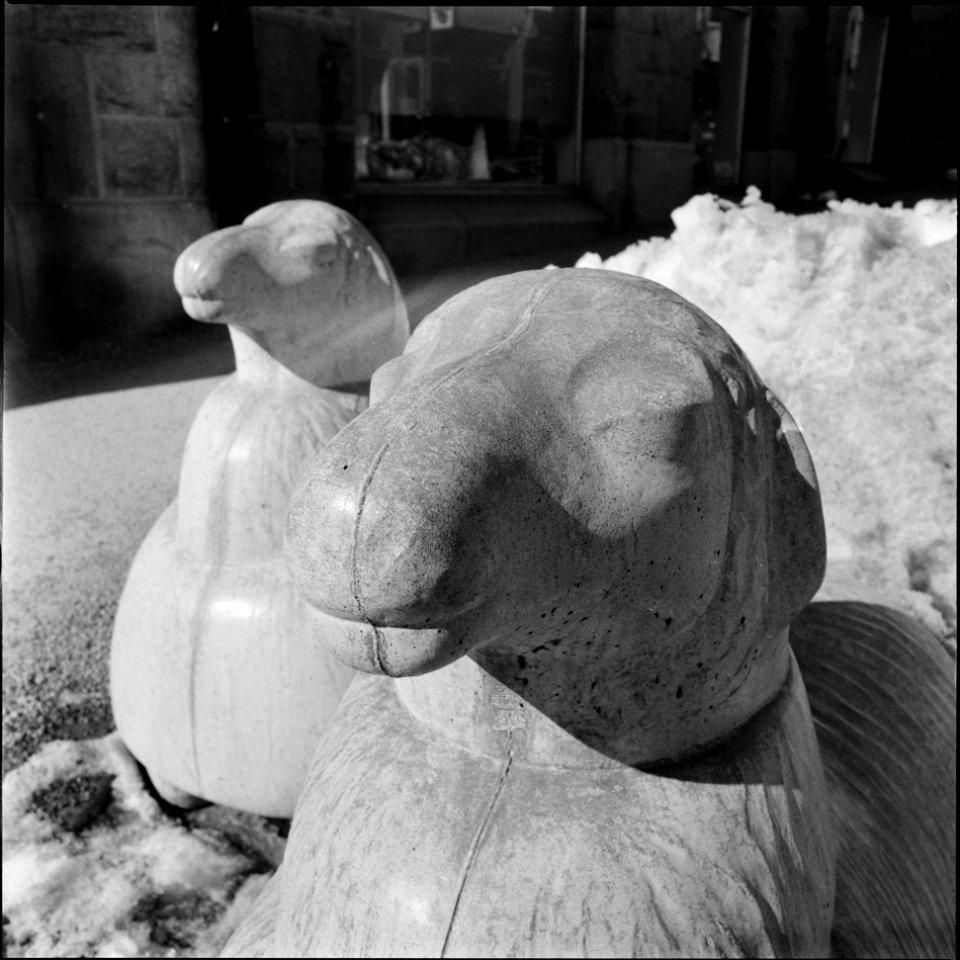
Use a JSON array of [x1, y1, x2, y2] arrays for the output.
[[355, 6, 579, 186]]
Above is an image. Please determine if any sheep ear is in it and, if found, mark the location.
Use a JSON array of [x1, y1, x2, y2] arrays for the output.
[[764, 388, 827, 627]]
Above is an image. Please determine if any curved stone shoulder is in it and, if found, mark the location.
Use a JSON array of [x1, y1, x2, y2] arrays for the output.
[[220, 871, 283, 958], [177, 374, 365, 562], [226, 657, 833, 958], [789, 601, 956, 959], [111, 513, 355, 815]]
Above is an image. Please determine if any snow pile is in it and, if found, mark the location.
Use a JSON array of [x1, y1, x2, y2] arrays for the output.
[[578, 188, 958, 641], [2, 735, 277, 958]]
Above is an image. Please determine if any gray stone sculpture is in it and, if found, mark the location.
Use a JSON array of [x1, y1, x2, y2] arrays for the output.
[[789, 600, 955, 958], [110, 200, 409, 817], [222, 269, 955, 957]]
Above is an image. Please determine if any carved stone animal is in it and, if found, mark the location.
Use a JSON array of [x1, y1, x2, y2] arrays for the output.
[[224, 269, 838, 956], [223, 270, 954, 957], [110, 200, 409, 817]]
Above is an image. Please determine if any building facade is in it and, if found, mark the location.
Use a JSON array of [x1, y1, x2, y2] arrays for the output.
[[4, 5, 956, 352]]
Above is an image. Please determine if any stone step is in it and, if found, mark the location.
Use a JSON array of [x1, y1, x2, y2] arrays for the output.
[[354, 187, 609, 275]]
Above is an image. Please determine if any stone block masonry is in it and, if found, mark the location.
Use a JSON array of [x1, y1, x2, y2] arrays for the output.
[[580, 7, 700, 230], [4, 5, 213, 353]]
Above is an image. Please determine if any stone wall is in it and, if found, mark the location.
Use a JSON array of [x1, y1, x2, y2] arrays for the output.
[[740, 6, 824, 205], [874, 4, 958, 180], [14, 5, 935, 353], [4, 4, 214, 353], [250, 6, 356, 204]]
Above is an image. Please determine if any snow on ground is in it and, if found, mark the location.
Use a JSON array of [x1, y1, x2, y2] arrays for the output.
[[2, 735, 278, 958], [2, 189, 956, 958], [578, 188, 958, 641]]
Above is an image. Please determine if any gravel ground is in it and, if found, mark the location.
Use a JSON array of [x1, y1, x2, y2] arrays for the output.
[[2, 369, 221, 776]]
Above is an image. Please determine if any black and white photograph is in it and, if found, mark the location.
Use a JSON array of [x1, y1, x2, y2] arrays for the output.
[[3, 5, 956, 958]]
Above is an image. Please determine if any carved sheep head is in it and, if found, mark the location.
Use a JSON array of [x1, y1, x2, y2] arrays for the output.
[[286, 269, 826, 763], [173, 200, 408, 387]]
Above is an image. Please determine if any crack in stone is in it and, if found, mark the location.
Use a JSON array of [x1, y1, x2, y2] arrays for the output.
[[440, 749, 514, 957]]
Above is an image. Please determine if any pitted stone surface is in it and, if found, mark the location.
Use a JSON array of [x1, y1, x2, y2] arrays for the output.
[[287, 269, 825, 766]]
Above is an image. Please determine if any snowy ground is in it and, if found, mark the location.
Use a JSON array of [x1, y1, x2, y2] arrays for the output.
[[2, 736, 278, 958], [2, 190, 956, 958]]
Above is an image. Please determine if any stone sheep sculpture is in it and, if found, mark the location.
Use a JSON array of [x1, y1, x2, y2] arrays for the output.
[[110, 200, 409, 817], [222, 269, 953, 957]]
